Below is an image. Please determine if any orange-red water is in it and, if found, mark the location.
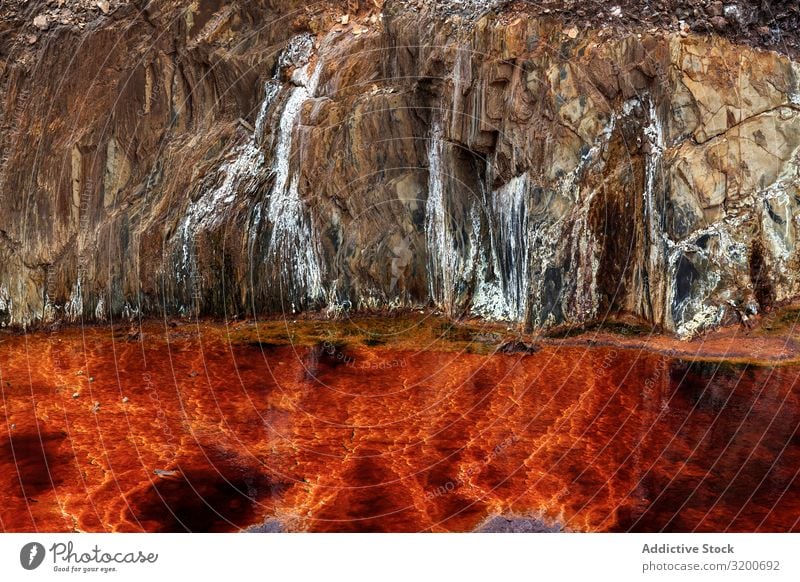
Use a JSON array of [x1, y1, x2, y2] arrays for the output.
[[0, 318, 798, 532]]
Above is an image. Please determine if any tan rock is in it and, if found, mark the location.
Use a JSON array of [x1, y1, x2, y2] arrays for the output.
[[33, 15, 49, 30]]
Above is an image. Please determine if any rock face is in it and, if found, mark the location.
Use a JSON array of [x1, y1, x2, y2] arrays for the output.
[[0, 0, 799, 337]]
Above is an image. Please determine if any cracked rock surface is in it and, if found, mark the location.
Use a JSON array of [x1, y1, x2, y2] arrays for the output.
[[0, 0, 798, 338]]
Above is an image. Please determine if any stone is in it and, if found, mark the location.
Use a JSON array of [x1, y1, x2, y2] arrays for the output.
[[153, 469, 180, 478], [710, 16, 727, 30], [497, 340, 540, 354], [32, 15, 49, 30]]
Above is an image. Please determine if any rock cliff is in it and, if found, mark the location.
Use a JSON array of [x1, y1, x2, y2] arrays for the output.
[[0, 0, 799, 337]]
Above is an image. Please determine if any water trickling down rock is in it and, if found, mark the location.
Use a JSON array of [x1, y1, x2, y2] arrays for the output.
[[0, 1, 799, 337]]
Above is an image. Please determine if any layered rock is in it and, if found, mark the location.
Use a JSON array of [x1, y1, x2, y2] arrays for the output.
[[0, 0, 799, 337]]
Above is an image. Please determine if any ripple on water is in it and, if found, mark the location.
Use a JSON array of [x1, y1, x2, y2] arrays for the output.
[[0, 320, 798, 532]]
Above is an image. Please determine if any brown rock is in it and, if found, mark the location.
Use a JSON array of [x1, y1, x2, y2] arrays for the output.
[[0, 0, 798, 341], [710, 16, 727, 31]]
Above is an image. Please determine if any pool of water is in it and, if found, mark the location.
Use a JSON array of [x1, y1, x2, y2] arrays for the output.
[[0, 317, 798, 532]]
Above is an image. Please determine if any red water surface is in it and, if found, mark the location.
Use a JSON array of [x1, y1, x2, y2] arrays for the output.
[[0, 319, 798, 532]]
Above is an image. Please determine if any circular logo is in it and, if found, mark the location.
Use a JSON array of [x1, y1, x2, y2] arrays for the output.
[[19, 542, 46, 570]]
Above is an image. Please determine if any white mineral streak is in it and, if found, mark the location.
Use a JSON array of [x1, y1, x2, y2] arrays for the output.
[[94, 296, 107, 321], [64, 277, 83, 322], [121, 301, 140, 320], [263, 48, 326, 311], [488, 173, 531, 321], [179, 81, 279, 283], [178, 141, 265, 281], [557, 113, 618, 324], [762, 182, 794, 261], [176, 33, 325, 311], [0, 285, 11, 326], [644, 97, 667, 320], [254, 81, 281, 144], [667, 217, 746, 339], [248, 81, 288, 256], [42, 297, 56, 324], [425, 121, 465, 313], [644, 98, 665, 245], [792, 61, 800, 106]]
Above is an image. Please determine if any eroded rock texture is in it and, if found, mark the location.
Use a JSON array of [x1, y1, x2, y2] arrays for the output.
[[0, 0, 799, 337]]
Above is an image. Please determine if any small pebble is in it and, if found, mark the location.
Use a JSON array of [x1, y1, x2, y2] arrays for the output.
[[122, 396, 129, 404], [154, 469, 179, 478], [72, 391, 80, 398]]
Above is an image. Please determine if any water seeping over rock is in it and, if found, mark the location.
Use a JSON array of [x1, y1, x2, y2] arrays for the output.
[[251, 33, 327, 314], [0, 1, 799, 337]]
